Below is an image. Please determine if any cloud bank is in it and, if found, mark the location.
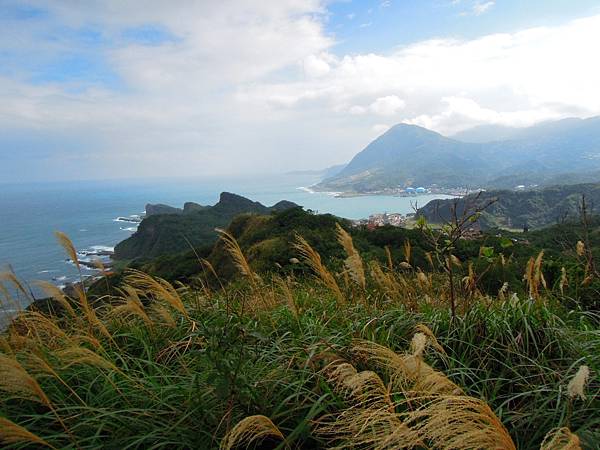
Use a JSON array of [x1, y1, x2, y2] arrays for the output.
[[1, 2, 599, 181]]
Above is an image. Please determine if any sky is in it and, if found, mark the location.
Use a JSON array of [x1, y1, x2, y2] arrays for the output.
[[1, 0, 600, 182]]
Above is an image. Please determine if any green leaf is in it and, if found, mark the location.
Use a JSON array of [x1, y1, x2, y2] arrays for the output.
[[481, 246, 495, 258]]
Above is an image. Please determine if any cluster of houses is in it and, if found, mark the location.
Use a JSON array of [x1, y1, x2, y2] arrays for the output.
[[352, 212, 415, 229]]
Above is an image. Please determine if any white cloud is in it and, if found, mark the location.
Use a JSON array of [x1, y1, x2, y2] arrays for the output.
[[369, 95, 406, 115], [473, 1, 495, 16], [1, 3, 600, 181], [372, 124, 391, 135], [243, 14, 600, 136], [454, 0, 495, 16], [303, 54, 331, 77]]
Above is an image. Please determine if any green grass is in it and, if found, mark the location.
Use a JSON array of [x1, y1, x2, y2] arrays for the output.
[[1, 230, 599, 449]]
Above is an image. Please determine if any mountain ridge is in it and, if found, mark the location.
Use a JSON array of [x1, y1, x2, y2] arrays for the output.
[[317, 116, 600, 192], [113, 192, 299, 260]]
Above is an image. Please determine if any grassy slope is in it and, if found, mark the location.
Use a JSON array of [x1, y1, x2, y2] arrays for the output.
[[1, 228, 599, 449], [417, 183, 600, 230]]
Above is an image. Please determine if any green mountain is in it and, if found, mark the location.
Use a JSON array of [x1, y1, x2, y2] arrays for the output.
[[417, 182, 600, 230], [450, 117, 588, 143], [317, 117, 600, 192], [316, 124, 491, 191], [113, 192, 298, 260]]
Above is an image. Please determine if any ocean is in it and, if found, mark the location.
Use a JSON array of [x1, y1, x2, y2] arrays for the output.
[[0, 174, 452, 313]]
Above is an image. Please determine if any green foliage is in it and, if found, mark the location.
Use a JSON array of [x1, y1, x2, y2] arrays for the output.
[[113, 192, 298, 260]]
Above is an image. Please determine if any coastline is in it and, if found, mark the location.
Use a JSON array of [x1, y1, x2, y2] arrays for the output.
[[300, 184, 466, 199]]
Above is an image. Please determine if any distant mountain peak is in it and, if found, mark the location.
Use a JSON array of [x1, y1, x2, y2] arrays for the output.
[[316, 115, 600, 193], [218, 191, 252, 204]]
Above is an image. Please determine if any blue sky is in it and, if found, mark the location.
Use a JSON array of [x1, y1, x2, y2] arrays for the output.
[[1, 0, 600, 182], [327, 1, 600, 53]]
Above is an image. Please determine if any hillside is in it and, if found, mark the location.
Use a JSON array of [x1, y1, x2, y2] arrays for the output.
[[417, 182, 600, 230], [317, 116, 600, 193], [3, 209, 599, 449], [94, 203, 600, 312], [113, 192, 298, 260]]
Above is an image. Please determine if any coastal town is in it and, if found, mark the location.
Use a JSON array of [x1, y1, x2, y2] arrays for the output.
[[351, 211, 414, 229], [334, 185, 476, 198]]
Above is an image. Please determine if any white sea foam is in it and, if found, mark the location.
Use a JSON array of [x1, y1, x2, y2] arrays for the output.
[[113, 216, 141, 223], [90, 245, 114, 252], [120, 226, 137, 232]]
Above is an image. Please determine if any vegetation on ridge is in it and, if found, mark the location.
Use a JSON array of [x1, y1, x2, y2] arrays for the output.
[[0, 224, 598, 449]]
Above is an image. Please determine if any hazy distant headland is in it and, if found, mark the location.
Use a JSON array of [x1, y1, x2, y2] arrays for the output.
[[315, 116, 600, 196]]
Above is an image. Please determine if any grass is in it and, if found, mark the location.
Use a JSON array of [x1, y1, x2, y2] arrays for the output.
[[0, 233, 598, 449]]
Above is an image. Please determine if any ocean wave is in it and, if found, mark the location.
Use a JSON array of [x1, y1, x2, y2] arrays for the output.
[[120, 226, 137, 232], [113, 216, 142, 224], [89, 245, 114, 252]]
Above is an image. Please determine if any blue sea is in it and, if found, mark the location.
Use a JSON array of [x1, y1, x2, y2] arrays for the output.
[[0, 174, 452, 311]]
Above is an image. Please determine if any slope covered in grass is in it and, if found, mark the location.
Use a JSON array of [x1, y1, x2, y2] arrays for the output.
[[1, 229, 598, 449]]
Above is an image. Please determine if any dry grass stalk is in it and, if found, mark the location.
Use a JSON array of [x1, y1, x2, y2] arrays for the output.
[[450, 254, 462, 267], [576, 240, 585, 257], [0, 336, 12, 354], [0, 270, 33, 303], [0, 417, 55, 449], [559, 267, 568, 295], [124, 269, 189, 320], [316, 404, 416, 450], [336, 224, 366, 289], [540, 427, 582, 450], [220, 415, 285, 450], [276, 276, 299, 318], [523, 251, 546, 299], [535, 250, 547, 289], [414, 324, 445, 355], [567, 365, 590, 401], [325, 361, 392, 409], [462, 262, 478, 296], [0, 354, 51, 406], [110, 286, 153, 327], [323, 336, 512, 449], [410, 333, 428, 358], [294, 234, 344, 304], [54, 231, 80, 273], [353, 340, 461, 396], [216, 228, 261, 286], [71, 284, 112, 342], [317, 361, 416, 449], [10, 311, 71, 350], [416, 269, 430, 290], [56, 346, 118, 372], [401, 395, 516, 450], [21, 352, 87, 406], [34, 281, 78, 319], [148, 303, 177, 327], [425, 252, 435, 270], [384, 245, 394, 270], [369, 261, 410, 307], [403, 240, 412, 265]]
